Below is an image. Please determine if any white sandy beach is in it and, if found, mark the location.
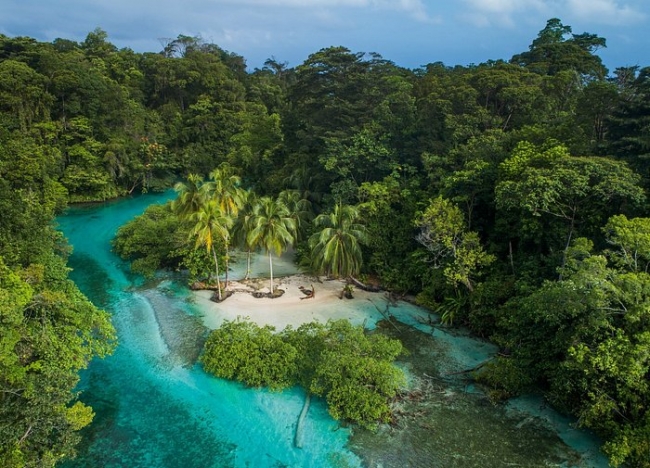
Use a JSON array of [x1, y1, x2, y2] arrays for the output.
[[194, 274, 395, 331]]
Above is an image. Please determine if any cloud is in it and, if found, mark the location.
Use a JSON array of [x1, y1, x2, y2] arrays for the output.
[[213, 0, 438, 22], [462, 0, 542, 14], [460, 0, 546, 27], [461, 0, 645, 27], [565, 0, 646, 25]]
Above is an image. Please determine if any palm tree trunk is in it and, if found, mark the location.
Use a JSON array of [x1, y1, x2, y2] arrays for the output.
[[269, 251, 274, 295], [245, 249, 252, 280], [224, 239, 230, 289], [212, 246, 222, 301]]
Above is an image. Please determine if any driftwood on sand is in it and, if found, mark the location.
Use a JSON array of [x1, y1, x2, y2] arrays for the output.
[[298, 284, 315, 300], [349, 276, 381, 292]]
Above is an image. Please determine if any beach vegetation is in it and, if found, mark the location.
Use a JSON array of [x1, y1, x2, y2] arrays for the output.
[[3, 18, 650, 465], [202, 319, 405, 429]]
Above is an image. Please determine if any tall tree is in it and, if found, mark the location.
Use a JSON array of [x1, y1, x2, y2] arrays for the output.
[[171, 173, 205, 218], [188, 199, 231, 300], [415, 196, 494, 294], [607, 67, 650, 186], [496, 141, 645, 273], [247, 196, 296, 294], [278, 189, 313, 242], [309, 204, 368, 279], [511, 18, 608, 81], [231, 190, 258, 280], [204, 164, 245, 288]]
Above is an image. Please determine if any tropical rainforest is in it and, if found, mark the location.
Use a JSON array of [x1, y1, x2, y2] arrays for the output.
[[1, 18, 650, 467]]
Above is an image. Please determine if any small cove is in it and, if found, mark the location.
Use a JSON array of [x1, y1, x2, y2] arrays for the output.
[[58, 192, 608, 467]]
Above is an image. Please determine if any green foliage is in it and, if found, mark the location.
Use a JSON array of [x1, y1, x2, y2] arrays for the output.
[[481, 233, 650, 467], [201, 319, 298, 390], [307, 320, 405, 429], [475, 357, 534, 402], [0, 253, 115, 467], [247, 195, 296, 292], [511, 18, 608, 80], [113, 202, 187, 277], [496, 141, 645, 270], [415, 196, 494, 292], [3, 23, 650, 466], [603, 215, 650, 272], [309, 203, 368, 279], [201, 319, 405, 429], [434, 290, 468, 326], [358, 173, 425, 292]]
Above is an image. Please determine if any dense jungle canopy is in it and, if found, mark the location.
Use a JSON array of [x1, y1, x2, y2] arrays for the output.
[[1, 18, 649, 467]]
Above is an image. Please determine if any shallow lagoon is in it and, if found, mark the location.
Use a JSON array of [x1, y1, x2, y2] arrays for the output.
[[58, 193, 608, 467]]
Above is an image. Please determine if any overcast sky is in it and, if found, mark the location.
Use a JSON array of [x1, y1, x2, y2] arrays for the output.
[[2, 0, 648, 71]]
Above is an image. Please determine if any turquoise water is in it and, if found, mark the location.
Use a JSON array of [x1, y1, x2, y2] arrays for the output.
[[57, 193, 360, 468], [57, 193, 609, 468]]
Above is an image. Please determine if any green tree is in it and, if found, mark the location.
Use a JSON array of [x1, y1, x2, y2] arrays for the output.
[[357, 172, 423, 291], [415, 196, 494, 294], [304, 320, 405, 429], [188, 199, 231, 300], [201, 319, 298, 390], [227, 103, 283, 188], [603, 215, 650, 272], [205, 164, 245, 288], [0, 59, 52, 130], [0, 253, 115, 468], [247, 196, 296, 295], [231, 190, 259, 280], [278, 189, 313, 242], [113, 202, 192, 278], [482, 233, 650, 467], [171, 173, 205, 219], [608, 67, 650, 186], [511, 18, 608, 81], [309, 203, 368, 279], [201, 319, 405, 429], [496, 141, 645, 274]]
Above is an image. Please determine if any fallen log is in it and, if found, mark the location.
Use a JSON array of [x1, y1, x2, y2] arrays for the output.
[[444, 360, 491, 376], [349, 276, 381, 292], [367, 298, 401, 332], [294, 393, 311, 448]]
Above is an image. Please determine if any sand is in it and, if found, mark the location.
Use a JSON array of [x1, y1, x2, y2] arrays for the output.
[[194, 274, 393, 331]]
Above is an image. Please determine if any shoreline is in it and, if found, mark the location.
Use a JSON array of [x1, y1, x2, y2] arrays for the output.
[[189, 273, 609, 467], [193, 274, 393, 331]]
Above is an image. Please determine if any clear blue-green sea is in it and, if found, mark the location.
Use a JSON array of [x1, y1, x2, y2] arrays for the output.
[[57, 192, 609, 468], [57, 193, 358, 468]]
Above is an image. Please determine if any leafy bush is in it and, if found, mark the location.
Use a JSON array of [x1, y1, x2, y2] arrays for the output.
[[201, 319, 406, 428], [202, 319, 298, 390], [474, 357, 534, 403]]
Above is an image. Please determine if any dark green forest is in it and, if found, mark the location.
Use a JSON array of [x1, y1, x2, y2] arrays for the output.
[[1, 18, 650, 467]]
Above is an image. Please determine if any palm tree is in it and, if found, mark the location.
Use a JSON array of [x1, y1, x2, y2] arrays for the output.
[[285, 165, 323, 209], [205, 163, 245, 288], [189, 199, 232, 301], [231, 190, 259, 280], [247, 196, 296, 295], [309, 203, 368, 279], [278, 189, 313, 242], [171, 173, 205, 218], [206, 163, 245, 217]]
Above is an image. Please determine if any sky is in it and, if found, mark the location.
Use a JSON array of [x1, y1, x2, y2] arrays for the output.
[[2, 0, 649, 72]]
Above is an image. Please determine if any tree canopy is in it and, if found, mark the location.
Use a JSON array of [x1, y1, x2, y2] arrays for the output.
[[3, 18, 650, 466]]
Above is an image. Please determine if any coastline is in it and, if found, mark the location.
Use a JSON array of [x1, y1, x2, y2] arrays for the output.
[[193, 274, 392, 331], [189, 272, 609, 467]]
